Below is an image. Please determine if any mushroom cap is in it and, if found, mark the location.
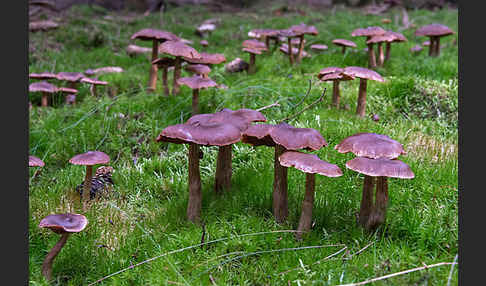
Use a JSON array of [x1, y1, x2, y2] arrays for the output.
[[384, 30, 407, 42], [152, 57, 176, 67], [56, 72, 84, 82], [182, 52, 226, 65], [156, 122, 242, 146], [39, 213, 88, 234], [58, 87, 79, 94], [343, 66, 385, 82], [335, 132, 406, 159], [200, 40, 209, 46], [415, 23, 454, 37], [85, 66, 124, 76], [243, 47, 264, 55], [185, 64, 211, 76], [29, 20, 59, 32], [186, 108, 266, 132], [249, 28, 280, 38], [279, 151, 343, 177], [317, 67, 344, 77], [422, 40, 431, 46], [279, 44, 309, 57], [345, 157, 414, 179], [159, 41, 201, 59], [332, 39, 357, 47], [29, 71, 58, 80], [69, 151, 110, 166], [29, 155, 45, 167], [319, 71, 354, 82], [130, 28, 180, 42], [351, 26, 386, 37], [196, 23, 216, 33], [290, 23, 319, 35], [242, 122, 328, 151], [366, 33, 396, 44], [242, 39, 267, 50], [278, 28, 301, 38], [177, 75, 218, 90], [310, 44, 328, 51], [80, 78, 108, 85], [29, 81, 58, 93], [290, 37, 305, 46]]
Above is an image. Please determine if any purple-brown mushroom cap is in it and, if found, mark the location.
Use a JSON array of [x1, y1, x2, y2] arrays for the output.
[[185, 64, 211, 76], [343, 66, 385, 82], [415, 24, 454, 37], [56, 72, 85, 82], [156, 122, 242, 146], [345, 157, 415, 179], [182, 52, 226, 65], [29, 72, 58, 80], [159, 41, 201, 59], [29, 81, 58, 93], [335, 132, 406, 159], [242, 39, 268, 50], [130, 28, 180, 42], [177, 75, 218, 90], [29, 155, 45, 167], [351, 26, 386, 37], [39, 213, 88, 234], [279, 151, 343, 177], [69, 151, 110, 166], [332, 39, 357, 47]]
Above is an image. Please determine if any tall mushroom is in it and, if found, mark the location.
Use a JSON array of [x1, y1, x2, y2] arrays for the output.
[[152, 57, 176, 96], [277, 29, 301, 65], [332, 39, 357, 54], [366, 33, 395, 67], [289, 23, 318, 63], [343, 66, 385, 117], [351, 26, 385, 68], [335, 132, 408, 230], [29, 81, 59, 107], [38, 213, 88, 281], [279, 151, 342, 239], [156, 121, 242, 222], [185, 64, 211, 79], [158, 40, 201, 96], [242, 122, 328, 223], [383, 31, 407, 62], [242, 47, 265, 75], [130, 29, 180, 92], [415, 24, 454, 57], [177, 75, 218, 115], [69, 151, 110, 211], [317, 67, 355, 108]]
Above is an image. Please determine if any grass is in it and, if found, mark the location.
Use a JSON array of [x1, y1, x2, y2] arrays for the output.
[[29, 2, 458, 285]]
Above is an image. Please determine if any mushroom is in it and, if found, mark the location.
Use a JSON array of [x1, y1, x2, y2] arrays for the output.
[[383, 31, 407, 62], [80, 77, 108, 97], [342, 66, 385, 117], [55, 72, 84, 90], [242, 123, 328, 223], [332, 39, 357, 54], [29, 155, 45, 167], [38, 213, 88, 281], [279, 44, 310, 60], [152, 57, 176, 96], [195, 23, 216, 37], [289, 23, 318, 63], [335, 132, 408, 229], [366, 34, 395, 67], [130, 29, 180, 91], [29, 20, 59, 32], [351, 26, 386, 68], [317, 67, 355, 108], [279, 151, 342, 239], [224, 57, 249, 73], [199, 40, 209, 47], [277, 29, 302, 65], [310, 44, 328, 53], [251, 29, 281, 50], [29, 71, 57, 81], [84, 66, 124, 77], [185, 64, 211, 78], [69, 151, 110, 211], [158, 40, 202, 96], [156, 121, 242, 222], [29, 81, 59, 107], [415, 24, 454, 57], [176, 75, 218, 115], [58, 87, 79, 105], [410, 44, 423, 53], [242, 39, 267, 50], [242, 47, 265, 75], [182, 52, 226, 68], [345, 156, 414, 230]]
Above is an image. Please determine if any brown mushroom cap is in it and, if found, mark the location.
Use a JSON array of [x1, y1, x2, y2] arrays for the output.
[[69, 151, 110, 166], [80, 78, 108, 85], [366, 34, 395, 44], [310, 44, 328, 51], [29, 155, 45, 167], [29, 20, 59, 32], [242, 39, 267, 50], [345, 157, 415, 179], [56, 72, 84, 82], [410, 45, 423, 52], [384, 31, 407, 42], [156, 122, 242, 146], [278, 28, 301, 38], [319, 71, 354, 81], [185, 64, 211, 76], [39, 213, 88, 234], [130, 28, 180, 42], [159, 41, 201, 59], [332, 39, 357, 47], [177, 75, 218, 90], [200, 40, 209, 47], [249, 29, 280, 38], [152, 57, 176, 67], [196, 23, 216, 34], [243, 47, 264, 55], [351, 26, 386, 37], [29, 72, 58, 80], [290, 23, 319, 35], [279, 151, 343, 177], [343, 66, 385, 82], [58, 87, 79, 94], [29, 81, 58, 93], [84, 66, 124, 76], [279, 44, 309, 57], [335, 132, 406, 159], [186, 108, 266, 132], [415, 24, 454, 37], [182, 52, 226, 65]]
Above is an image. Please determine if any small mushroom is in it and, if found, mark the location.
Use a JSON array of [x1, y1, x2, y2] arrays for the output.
[[29, 71, 57, 81], [58, 87, 79, 105], [199, 40, 209, 47], [410, 44, 423, 53], [351, 26, 386, 68], [279, 151, 342, 239], [277, 29, 302, 65], [195, 23, 216, 37], [177, 75, 218, 115], [224, 57, 249, 73], [56, 72, 84, 90], [29, 155, 45, 167], [383, 31, 407, 62], [69, 151, 110, 211], [29, 81, 58, 107], [415, 24, 454, 57], [332, 39, 357, 54], [366, 34, 395, 67], [310, 44, 328, 53], [317, 67, 355, 108], [152, 57, 176, 96], [343, 66, 385, 117], [80, 77, 108, 97], [185, 64, 211, 78], [38, 213, 88, 281], [289, 23, 318, 63], [242, 47, 265, 74]]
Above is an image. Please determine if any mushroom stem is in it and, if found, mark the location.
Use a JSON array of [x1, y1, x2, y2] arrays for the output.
[[82, 165, 93, 211], [41, 233, 70, 281], [287, 37, 294, 65], [377, 42, 384, 66], [297, 35, 305, 63], [90, 85, 97, 97], [162, 66, 170, 96], [435, 36, 441, 57], [192, 89, 199, 115], [248, 53, 256, 74], [356, 78, 368, 117], [214, 145, 232, 193], [172, 56, 181, 96], [428, 36, 435, 57], [332, 80, 340, 108], [41, 92, 48, 107], [384, 42, 391, 62], [358, 175, 375, 227], [366, 176, 388, 230], [367, 43, 377, 68], [148, 39, 159, 92], [273, 144, 289, 223], [296, 173, 315, 240], [187, 143, 202, 223], [264, 36, 270, 50], [342, 46, 346, 54]]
